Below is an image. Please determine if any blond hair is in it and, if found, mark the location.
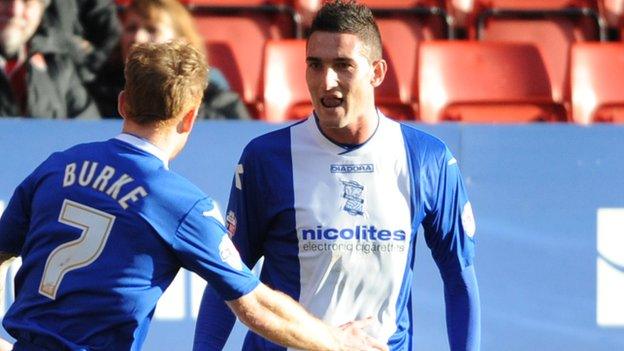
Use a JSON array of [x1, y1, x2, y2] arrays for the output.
[[126, 0, 207, 60], [124, 40, 208, 124]]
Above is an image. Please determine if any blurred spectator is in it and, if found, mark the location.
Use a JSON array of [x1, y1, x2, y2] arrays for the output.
[[92, 0, 251, 119], [293, 0, 320, 34], [0, 0, 100, 118], [39, 0, 121, 82]]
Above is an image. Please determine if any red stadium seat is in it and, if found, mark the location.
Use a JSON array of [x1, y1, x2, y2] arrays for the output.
[[363, 0, 448, 120], [205, 41, 245, 98], [262, 39, 310, 122], [190, 1, 299, 118], [471, 0, 605, 110], [571, 43, 624, 124], [418, 41, 567, 123], [475, 0, 597, 9]]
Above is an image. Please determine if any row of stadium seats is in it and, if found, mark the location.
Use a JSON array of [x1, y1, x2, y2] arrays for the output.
[[116, 0, 624, 123], [264, 40, 624, 124], [114, 0, 624, 38]]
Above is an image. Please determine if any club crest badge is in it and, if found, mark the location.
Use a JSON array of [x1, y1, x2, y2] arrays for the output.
[[341, 180, 365, 216]]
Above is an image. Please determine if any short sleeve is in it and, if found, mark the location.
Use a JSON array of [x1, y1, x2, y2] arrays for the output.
[[172, 198, 259, 301], [422, 146, 476, 275]]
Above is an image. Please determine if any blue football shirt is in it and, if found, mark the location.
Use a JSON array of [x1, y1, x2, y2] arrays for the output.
[[217, 113, 476, 350], [0, 134, 259, 350]]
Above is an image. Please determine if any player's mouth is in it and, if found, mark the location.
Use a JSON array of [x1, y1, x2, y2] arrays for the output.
[[320, 96, 344, 109]]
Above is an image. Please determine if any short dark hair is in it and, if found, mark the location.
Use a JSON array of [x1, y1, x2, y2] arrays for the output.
[[124, 40, 207, 124], [309, 0, 382, 60]]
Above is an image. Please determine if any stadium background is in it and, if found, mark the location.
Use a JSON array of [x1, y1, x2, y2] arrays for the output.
[[2, 0, 624, 349]]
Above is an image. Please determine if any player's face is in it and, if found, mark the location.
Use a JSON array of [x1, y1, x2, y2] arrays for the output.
[[306, 31, 383, 133], [121, 9, 176, 59], [0, 0, 44, 57]]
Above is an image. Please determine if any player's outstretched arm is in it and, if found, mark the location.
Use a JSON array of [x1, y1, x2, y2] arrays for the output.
[[226, 283, 388, 351]]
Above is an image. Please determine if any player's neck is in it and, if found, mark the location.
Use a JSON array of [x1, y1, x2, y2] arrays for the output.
[[318, 109, 379, 145], [122, 121, 180, 161]]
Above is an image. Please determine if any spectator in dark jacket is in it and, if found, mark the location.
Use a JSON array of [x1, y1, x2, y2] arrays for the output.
[[92, 0, 250, 119], [0, 0, 100, 118], [39, 0, 122, 82]]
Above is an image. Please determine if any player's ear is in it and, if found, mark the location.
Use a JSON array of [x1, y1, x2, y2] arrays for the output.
[[117, 91, 127, 119], [179, 104, 199, 133], [370, 58, 387, 88]]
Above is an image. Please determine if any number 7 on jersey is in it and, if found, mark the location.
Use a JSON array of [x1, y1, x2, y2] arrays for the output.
[[39, 199, 116, 300]]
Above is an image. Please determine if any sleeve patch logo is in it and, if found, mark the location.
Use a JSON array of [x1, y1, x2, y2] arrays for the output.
[[219, 235, 243, 271], [462, 202, 476, 238], [226, 210, 237, 238]]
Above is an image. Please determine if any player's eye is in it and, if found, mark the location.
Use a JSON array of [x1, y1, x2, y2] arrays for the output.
[[307, 61, 321, 70]]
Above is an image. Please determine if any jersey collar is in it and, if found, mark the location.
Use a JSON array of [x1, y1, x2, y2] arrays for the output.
[[114, 133, 170, 170], [307, 109, 386, 155]]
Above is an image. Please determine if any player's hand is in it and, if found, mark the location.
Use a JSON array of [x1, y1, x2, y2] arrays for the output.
[[334, 317, 389, 351]]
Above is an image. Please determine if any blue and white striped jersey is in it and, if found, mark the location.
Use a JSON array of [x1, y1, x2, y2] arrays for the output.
[[217, 113, 476, 350], [0, 134, 259, 350]]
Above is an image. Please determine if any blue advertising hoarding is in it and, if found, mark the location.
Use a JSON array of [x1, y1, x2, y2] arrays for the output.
[[0, 120, 622, 350]]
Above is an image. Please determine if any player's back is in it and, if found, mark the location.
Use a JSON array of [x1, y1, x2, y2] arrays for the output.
[[1, 136, 207, 350]]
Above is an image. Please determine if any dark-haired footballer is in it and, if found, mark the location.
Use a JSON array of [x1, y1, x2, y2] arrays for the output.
[[194, 1, 480, 351]]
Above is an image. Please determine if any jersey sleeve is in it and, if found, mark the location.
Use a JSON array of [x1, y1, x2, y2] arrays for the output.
[[443, 265, 481, 351], [224, 145, 266, 268], [172, 197, 259, 301], [193, 284, 237, 351], [192, 146, 267, 350], [422, 145, 480, 350], [0, 173, 37, 255], [422, 146, 476, 274]]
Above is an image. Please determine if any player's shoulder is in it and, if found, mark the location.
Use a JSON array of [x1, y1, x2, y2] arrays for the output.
[[242, 119, 303, 159], [138, 167, 219, 229], [148, 167, 207, 202], [34, 140, 108, 173], [63, 139, 110, 154], [396, 121, 448, 157]]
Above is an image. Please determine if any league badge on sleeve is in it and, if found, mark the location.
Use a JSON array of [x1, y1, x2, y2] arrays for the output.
[[219, 235, 243, 271], [461, 202, 476, 238]]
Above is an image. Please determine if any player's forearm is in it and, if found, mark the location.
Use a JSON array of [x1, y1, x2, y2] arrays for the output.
[[0, 337, 12, 351], [227, 284, 344, 350], [0, 254, 16, 285], [442, 265, 481, 351], [0, 253, 16, 313]]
